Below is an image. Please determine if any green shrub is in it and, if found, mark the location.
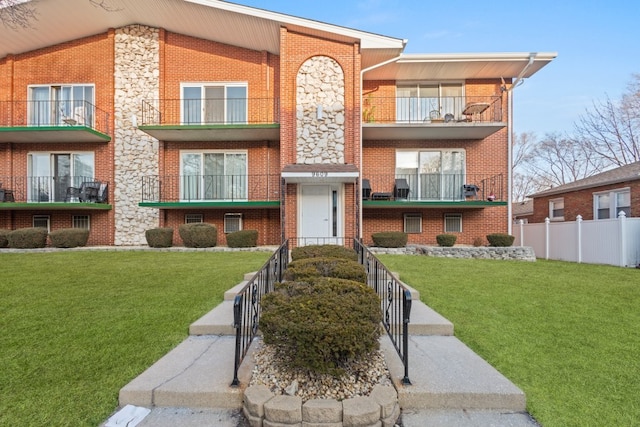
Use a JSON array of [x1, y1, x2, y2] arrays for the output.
[[49, 228, 90, 248], [371, 231, 408, 248], [145, 227, 174, 248], [284, 257, 367, 283], [487, 233, 515, 247], [226, 229, 258, 248], [260, 278, 381, 376], [178, 223, 217, 248], [436, 234, 457, 247], [7, 227, 48, 249], [291, 244, 358, 261], [0, 229, 10, 248]]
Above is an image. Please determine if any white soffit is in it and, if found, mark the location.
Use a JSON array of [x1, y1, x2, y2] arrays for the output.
[[0, 0, 404, 60], [364, 52, 558, 80]]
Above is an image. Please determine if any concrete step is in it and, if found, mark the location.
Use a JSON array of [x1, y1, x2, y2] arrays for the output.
[[223, 281, 249, 301], [407, 300, 454, 336], [400, 409, 539, 427], [381, 334, 526, 411], [189, 301, 235, 336], [119, 335, 255, 409]]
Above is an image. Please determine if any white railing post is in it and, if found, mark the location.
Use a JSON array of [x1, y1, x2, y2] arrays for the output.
[[519, 219, 524, 246], [576, 215, 583, 264], [619, 211, 627, 267], [545, 217, 550, 260]]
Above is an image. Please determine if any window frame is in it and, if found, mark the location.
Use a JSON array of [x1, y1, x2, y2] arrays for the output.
[[179, 149, 248, 202], [27, 151, 95, 203], [444, 213, 462, 233], [593, 188, 631, 220], [33, 215, 50, 232], [27, 84, 95, 127], [185, 213, 204, 224], [72, 215, 90, 230], [180, 82, 248, 125], [549, 198, 565, 221], [395, 81, 464, 123], [403, 213, 422, 234], [224, 213, 243, 233], [395, 149, 466, 201]]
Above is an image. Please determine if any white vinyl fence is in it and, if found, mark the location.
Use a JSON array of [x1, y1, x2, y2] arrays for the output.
[[514, 212, 640, 267]]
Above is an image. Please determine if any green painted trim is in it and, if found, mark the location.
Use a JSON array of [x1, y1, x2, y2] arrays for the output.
[[139, 201, 280, 209], [0, 202, 112, 210], [363, 200, 507, 208], [0, 126, 111, 141], [139, 123, 280, 131]]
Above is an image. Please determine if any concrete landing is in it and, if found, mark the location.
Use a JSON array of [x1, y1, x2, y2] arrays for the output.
[[189, 302, 235, 335]]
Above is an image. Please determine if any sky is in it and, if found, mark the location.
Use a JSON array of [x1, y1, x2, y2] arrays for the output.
[[236, 0, 638, 137]]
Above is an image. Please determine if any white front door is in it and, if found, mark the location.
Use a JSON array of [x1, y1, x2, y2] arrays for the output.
[[299, 184, 341, 246]]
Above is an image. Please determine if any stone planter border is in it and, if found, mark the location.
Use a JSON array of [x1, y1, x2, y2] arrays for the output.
[[369, 245, 536, 262]]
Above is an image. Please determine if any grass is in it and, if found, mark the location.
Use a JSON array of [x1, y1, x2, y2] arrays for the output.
[[0, 250, 269, 427], [378, 255, 640, 427]]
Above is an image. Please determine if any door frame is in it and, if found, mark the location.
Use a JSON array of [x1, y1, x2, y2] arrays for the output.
[[297, 183, 344, 245]]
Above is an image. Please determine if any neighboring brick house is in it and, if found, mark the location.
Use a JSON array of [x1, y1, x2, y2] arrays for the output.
[[0, 0, 555, 246], [528, 161, 640, 223]]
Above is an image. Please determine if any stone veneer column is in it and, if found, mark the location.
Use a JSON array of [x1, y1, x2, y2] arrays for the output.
[[113, 25, 160, 245], [296, 56, 345, 164]]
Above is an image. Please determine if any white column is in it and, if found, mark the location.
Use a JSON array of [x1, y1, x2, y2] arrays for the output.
[[545, 217, 550, 260], [576, 215, 582, 264]]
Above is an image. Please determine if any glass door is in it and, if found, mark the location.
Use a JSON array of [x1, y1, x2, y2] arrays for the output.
[[53, 154, 71, 202]]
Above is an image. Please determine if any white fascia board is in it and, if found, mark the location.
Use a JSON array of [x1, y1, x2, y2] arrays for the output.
[[186, 0, 405, 50], [397, 52, 558, 63]]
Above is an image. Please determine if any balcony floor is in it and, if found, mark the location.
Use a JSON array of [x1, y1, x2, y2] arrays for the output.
[[363, 200, 507, 208], [0, 126, 111, 143], [362, 122, 505, 140], [139, 201, 280, 209], [0, 202, 112, 210]]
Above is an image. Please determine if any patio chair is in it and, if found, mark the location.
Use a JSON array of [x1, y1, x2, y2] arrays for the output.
[[96, 182, 108, 203], [394, 178, 410, 200], [65, 186, 81, 202], [463, 184, 479, 199], [362, 179, 371, 200], [79, 181, 101, 202]]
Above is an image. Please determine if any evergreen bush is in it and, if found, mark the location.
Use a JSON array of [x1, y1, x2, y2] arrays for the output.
[[49, 228, 90, 248], [487, 233, 515, 247], [226, 229, 258, 248], [284, 257, 367, 283], [290, 244, 358, 261], [178, 223, 217, 248], [0, 229, 10, 248], [371, 231, 408, 248], [7, 227, 48, 249], [436, 234, 457, 247], [260, 277, 381, 376], [145, 227, 174, 248]]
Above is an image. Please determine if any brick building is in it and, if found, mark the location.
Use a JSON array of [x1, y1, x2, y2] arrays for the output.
[[0, 0, 555, 246]]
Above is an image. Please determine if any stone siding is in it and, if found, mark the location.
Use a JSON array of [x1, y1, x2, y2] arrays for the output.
[[113, 25, 160, 245], [296, 56, 345, 164]]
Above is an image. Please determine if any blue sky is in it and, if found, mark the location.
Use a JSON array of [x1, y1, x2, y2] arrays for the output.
[[236, 0, 638, 136]]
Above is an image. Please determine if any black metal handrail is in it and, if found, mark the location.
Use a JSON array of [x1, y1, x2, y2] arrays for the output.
[[231, 239, 289, 386], [354, 239, 412, 385]]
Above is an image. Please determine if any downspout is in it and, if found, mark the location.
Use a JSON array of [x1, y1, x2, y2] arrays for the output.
[[358, 49, 405, 239], [506, 53, 536, 235]]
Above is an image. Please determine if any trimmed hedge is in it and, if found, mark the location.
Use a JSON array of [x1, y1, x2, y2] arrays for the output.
[[7, 227, 48, 249], [178, 223, 217, 248], [226, 229, 258, 248], [290, 244, 358, 261], [371, 231, 408, 248], [49, 228, 90, 248], [487, 233, 515, 247], [260, 278, 381, 376], [145, 227, 174, 248], [0, 229, 10, 248], [436, 234, 457, 247], [284, 257, 367, 283]]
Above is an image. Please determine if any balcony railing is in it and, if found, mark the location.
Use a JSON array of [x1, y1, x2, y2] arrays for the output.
[[141, 174, 281, 203], [0, 100, 110, 135], [140, 98, 279, 126], [362, 173, 505, 202], [362, 95, 502, 124], [0, 176, 109, 204]]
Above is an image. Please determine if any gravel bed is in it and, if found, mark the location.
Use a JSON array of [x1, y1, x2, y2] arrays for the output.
[[249, 341, 392, 402]]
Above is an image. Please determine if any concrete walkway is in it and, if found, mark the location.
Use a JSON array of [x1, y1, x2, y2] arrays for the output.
[[104, 272, 540, 427]]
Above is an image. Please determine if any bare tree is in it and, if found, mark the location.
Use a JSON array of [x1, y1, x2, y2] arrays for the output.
[[0, 0, 37, 29], [575, 74, 640, 167], [0, 0, 120, 29]]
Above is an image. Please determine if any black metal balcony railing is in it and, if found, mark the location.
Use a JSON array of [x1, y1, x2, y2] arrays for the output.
[[232, 240, 289, 386], [0, 100, 110, 135], [0, 176, 109, 203], [354, 239, 411, 385], [141, 174, 281, 203], [362, 95, 502, 124], [362, 173, 504, 202], [140, 98, 279, 126]]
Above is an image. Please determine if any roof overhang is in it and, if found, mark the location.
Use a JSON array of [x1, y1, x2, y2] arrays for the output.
[[0, 0, 405, 66], [363, 52, 557, 81], [281, 164, 359, 183]]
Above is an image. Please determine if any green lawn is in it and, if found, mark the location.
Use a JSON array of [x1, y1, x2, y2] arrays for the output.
[[379, 255, 640, 427], [0, 251, 269, 427]]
